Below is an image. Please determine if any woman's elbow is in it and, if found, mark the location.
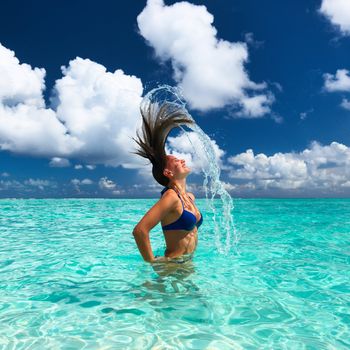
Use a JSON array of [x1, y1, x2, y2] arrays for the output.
[[132, 225, 147, 237]]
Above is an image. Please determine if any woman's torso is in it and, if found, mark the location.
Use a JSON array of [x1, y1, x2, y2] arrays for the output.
[[160, 187, 202, 258]]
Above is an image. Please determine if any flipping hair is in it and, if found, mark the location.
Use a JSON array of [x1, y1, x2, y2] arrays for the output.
[[133, 102, 194, 186]]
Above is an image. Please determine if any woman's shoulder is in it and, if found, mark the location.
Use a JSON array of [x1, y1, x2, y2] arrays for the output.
[[161, 187, 177, 196], [159, 188, 181, 211], [160, 188, 179, 202]]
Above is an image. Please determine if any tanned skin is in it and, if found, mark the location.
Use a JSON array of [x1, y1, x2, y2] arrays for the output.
[[133, 155, 201, 263]]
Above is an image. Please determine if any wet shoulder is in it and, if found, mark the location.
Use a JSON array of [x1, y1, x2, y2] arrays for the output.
[[161, 188, 179, 203]]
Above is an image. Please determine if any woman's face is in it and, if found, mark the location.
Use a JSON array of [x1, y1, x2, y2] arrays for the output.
[[164, 155, 191, 179]]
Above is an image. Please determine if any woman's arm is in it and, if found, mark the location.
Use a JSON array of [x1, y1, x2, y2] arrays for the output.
[[132, 191, 177, 262]]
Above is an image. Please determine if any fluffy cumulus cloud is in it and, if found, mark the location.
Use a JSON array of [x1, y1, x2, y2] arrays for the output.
[[53, 58, 144, 167], [0, 43, 145, 168], [323, 69, 350, 110], [0, 42, 230, 193], [340, 98, 350, 110], [0, 44, 79, 156], [71, 178, 93, 186], [137, 0, 273, 116], [227, 141, 350, 195], [49, 157, 71, 167], [71, 178, 93, 193], [98, 177, 122, 195], [320, 0, 350, 35], [98, 177, 117, 190], [323, 69, 350, 92]]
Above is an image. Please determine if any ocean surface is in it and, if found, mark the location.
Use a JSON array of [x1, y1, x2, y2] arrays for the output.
[[0, 198, 349, 350]]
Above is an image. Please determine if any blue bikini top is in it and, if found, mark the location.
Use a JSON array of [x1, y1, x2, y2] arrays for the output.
[[160, 187, 203, 231]]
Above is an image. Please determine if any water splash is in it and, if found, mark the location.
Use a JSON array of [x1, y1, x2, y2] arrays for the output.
[[142, 85, 239, 254]]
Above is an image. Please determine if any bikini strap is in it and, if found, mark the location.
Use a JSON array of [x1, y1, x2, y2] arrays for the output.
[[160, 186, 169, 196], [172, 187, 184, 209], [160, 186, 184, 208], [178, 194, 185, 209]]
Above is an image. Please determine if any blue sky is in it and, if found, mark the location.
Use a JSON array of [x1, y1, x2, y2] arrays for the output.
[[1, 0, 350, 198]]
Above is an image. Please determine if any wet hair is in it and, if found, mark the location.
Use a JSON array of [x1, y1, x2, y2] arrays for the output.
[[133, 102, 194, 186]]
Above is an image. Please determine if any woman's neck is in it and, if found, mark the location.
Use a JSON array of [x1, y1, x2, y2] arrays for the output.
[[168, 179, 195, 212], [168, 179, 187, 194]]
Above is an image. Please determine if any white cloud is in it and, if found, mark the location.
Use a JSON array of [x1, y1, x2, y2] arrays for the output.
[[81, 178, 93, 185], [0, 179, 23, 191], [85, 164, 96, 170], [341, 98, 350, 110], [99, 177, 117, 190], [270, 82, 283, 93], [131, 182, 160, 194], [0, 44, 79, 156], [137, 0, 273, 116], [49, 157, 70, 167], [24, 178, 52, 187], [53, 57, 144, 167], [222, 181, 237, 192], [0, 43, 145, 169], [0, 178, 57, 193], [299, 108, 314, 120], [244, 32, 264, 49], [98, 177, 124, 196], [0, 44, 45, 107], [24, 178, 54, 191], [74, 164, 83, 169], [237, 93, 275, 118], [71, 179, 80, 186], [166, 131, 225, 174], [71, 178, 93, 186], [227, 141, 350, 194], [71, 178, 93, 192], [323, 69, 350, 92], [300, 112, 307, 120], [320, 0, 350, 35], [1, 172, 10, 177], [323, 69, 350, 110], [229, 149, 307, 181]]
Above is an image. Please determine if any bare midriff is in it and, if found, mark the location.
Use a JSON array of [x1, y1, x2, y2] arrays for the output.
[[163, 228, 198, 258], [161, 190, 201, 258]]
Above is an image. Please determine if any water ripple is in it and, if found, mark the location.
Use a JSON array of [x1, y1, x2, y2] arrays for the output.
[[0, 198, 349, 349]]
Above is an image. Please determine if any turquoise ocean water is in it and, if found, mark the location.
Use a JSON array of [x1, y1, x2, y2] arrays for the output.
[[0, 198, 349, 349]]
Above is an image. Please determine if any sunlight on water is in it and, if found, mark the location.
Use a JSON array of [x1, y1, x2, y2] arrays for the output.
[[141, 85, 238, 254], [1, 199, 349, 349]]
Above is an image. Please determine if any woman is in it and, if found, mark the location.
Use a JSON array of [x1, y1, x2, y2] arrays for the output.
[[132, 102, 203, 264]]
